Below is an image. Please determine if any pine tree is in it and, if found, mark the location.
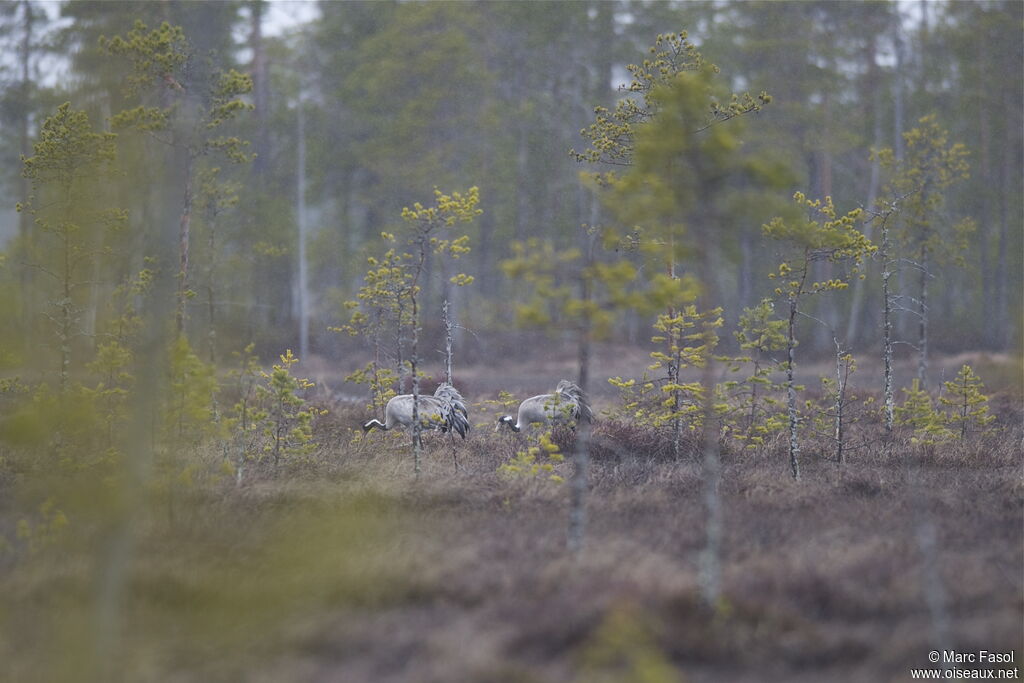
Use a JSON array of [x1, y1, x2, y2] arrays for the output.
[[894, 379, 953, 444], [763, 193, 874, 479], [875, 115, 971, 387], [256, 349, 319, 468], [101, 20, 253, 336], [939, 364, 995, 439], [729, 299, 787, 449], [19, 102, 124, 392]]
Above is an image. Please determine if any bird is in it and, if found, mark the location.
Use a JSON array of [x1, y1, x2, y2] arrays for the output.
[[496, 380, 593, 433], [363, 382, 470, 446]]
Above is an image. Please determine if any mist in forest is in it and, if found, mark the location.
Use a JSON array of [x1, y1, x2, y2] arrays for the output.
[[0, 2, 1020, 681]]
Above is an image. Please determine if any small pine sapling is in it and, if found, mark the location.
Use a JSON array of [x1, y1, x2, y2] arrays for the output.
[[894, 379, 954, 444], [648, 305, 723, 459], [255, 349, 322, 468], [83, 268, 153, 450], [226, 343, 266, 485], [497, 431, 566, 486], [726, 299, 787, 450], [809, 343, 873, 464], [165, 336, 221, 449], [938, 364, 995, 439], [503, 228, 652, 552]]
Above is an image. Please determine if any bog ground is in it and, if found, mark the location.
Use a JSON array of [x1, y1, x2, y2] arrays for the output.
[[2, 368, 1019, 683]]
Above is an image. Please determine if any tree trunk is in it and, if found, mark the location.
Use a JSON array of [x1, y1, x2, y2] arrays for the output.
[[995, 121, 1011, 349], [893, 23, 906, 161], [882, 223, 895, 433], [847, 32, 883, 347], [296, 90, 310, 361], [917, 246, 929, 388], [698, 339, 722, 606], [411, 291, 422, 478], [18, 0, 35, 349], [443, 300, 454, 384], [567, 225, 595, 553], [175, 155, 194, 337], [786, 294, 800, 481], [833, 337, 847, 464], [249, 0, 270, 177]]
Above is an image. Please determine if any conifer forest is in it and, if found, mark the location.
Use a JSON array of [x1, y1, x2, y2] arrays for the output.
[[0, 1, 1021, 681]]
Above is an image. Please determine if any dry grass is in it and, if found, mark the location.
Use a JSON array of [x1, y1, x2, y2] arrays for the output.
[[0, 389, 1021, 682]]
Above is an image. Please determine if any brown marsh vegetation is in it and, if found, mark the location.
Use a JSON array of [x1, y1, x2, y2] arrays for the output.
[[2, 372, 1019, 683]]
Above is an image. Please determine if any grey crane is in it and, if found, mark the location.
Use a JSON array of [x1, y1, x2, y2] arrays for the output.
[[496, 380, 592, 433], [363, 382, 470, 446]]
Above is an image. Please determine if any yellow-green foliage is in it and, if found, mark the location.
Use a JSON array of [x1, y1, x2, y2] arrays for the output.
[[572, 31, 768, 167], [102, 20, 254, 163], [577, 602, 682, 683], [649, 305, 722, 428], [345, 362, 399, 416], [256, 350, 323, 466], [764, 193, 875, 298], [498, 430, 565, 484], [894, 379, 954, 444], [14, 498, 69, 556], [401, 186, 481, 268], [165, 336, 221, 448], [875, 115, 972, 261], [608, 305, 723, 433], [723, 300, 787, 448], [18, 103, 125, 389], [334, 244, 415, 404], [502, 235, 673, 339], [939, 364, 995, 439], [81, 269, 153, 450], [337, 188, 480, 414], [226, 343, 265, 452], [607, 374, 662, 423], [341, 243, 416, 336]]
